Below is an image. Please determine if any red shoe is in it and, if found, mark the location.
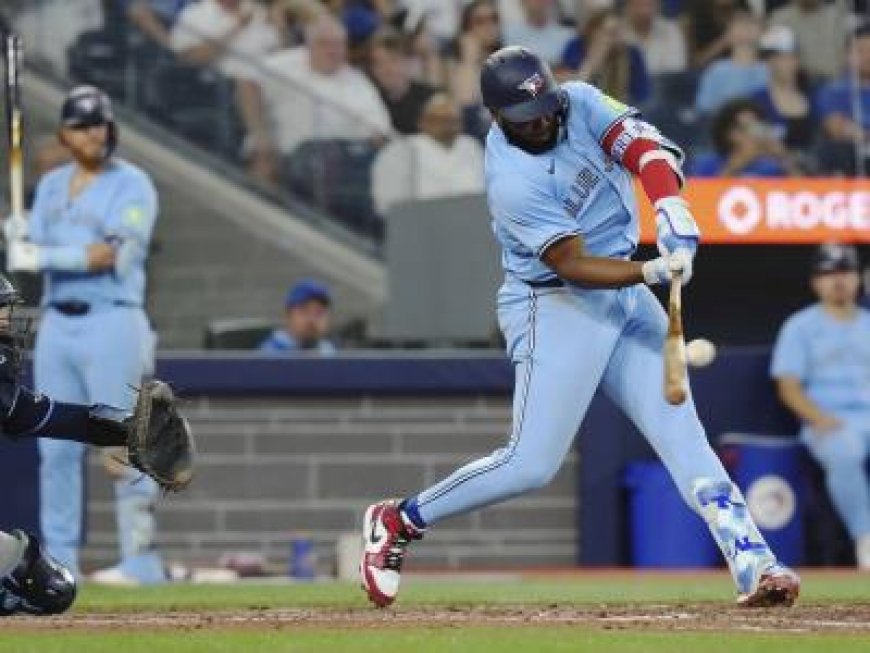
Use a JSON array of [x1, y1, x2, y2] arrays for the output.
[[737, 563, 800, 608], [359, 500, 423, 608]]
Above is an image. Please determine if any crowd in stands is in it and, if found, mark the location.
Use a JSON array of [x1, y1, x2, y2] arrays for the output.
[[15, 0, 870, 238]]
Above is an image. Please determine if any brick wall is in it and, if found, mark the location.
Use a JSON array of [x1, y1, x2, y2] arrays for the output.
[[83, 397, 578, 574]]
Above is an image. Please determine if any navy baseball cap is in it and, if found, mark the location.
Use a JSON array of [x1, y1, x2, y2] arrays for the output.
[[285, 279, 331, 308], [811, 244, 859, 275]]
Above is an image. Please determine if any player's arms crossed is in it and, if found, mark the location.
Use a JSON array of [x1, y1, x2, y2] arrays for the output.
[[103, 167, 159, 277], [542, 236, 645, 288]]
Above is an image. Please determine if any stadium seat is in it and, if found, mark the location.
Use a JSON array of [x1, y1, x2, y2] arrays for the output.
[[649, 72, 699, 110], [203, 318, 276, 350], [67, 28, 128, 101], [281, 139, 380, 236], [142, 62, 243, 159]]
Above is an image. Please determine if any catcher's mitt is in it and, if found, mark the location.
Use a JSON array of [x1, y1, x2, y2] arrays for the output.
[[125, 380, 194, 492]]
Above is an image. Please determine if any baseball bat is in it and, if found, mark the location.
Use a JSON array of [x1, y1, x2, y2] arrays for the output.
[[4, 31, 23, 224], [663, 269, 688, 405]]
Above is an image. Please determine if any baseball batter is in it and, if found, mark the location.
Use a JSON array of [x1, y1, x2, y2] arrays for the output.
[[360, 47, 799, 608], [7, 86, 163, 583]]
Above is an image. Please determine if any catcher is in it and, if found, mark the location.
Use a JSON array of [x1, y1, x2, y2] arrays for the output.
[[0, 273, 193, 615]]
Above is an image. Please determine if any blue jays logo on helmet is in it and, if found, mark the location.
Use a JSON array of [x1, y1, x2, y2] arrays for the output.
[[517, 73, 545, 98]]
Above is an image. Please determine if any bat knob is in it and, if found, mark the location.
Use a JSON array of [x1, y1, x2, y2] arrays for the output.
[[666, 387, 687, 405]]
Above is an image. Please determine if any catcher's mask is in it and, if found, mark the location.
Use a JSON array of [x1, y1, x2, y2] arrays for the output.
[[0, 274, 32, 355]]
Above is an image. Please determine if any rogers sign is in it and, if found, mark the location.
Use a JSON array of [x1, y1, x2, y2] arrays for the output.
[[637, 179, 870, 244], [719, 186, 870, 235]]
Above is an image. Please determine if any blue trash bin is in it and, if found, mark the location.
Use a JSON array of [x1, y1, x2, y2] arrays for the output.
[[719, 433, 805, 567], [624, 461, 720, 568]]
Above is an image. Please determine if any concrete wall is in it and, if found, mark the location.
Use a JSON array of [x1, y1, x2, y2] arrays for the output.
[[83, 397, 578, 574]]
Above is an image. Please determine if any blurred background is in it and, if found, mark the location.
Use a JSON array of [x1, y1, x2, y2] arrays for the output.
[[0, 0, 868, 583]]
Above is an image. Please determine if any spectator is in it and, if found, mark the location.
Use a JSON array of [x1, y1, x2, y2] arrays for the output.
[[368, 28, 437, 134], [694, 10, 767, 116], [372, 93, 485, 215], [259, 280, 337, 354], [170, 0, 282, 179], [446, 0, 503, 137], [125, 0, 194, 48], [170, 0, 281, 80], [770, 0, 848, 82], [623, 0, 687, 75], [497, 0, 576, 27], [771, 244, 870, 570], [682, 0, 749, 69], [503, 0, 574, 66], [560, 8, 651, 106], [257, 14, 392, 158], [269, 0, 327, 48], [816, 23, 870, 176], [751, 25, 817, 151], [691, 98, 801, 177], [397, 0, 464, 44]]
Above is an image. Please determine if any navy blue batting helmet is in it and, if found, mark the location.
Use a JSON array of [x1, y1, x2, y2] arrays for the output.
[[812, 243, 859, 276], [480, 46, 564, 123], [59, 85, 118, 158]]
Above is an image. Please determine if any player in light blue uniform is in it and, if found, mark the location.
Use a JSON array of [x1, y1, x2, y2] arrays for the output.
[[7, 86, 164, 584], [771, 244, 870, 568], [360, 47, 799, 608]]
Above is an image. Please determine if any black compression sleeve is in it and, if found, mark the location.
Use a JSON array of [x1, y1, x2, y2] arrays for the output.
[[4, 388, 127, 446]]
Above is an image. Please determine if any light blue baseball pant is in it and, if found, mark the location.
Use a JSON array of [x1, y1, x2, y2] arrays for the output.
[[415, 280, 733, 522], [801, 411, 870, 540], [35, 305, 164, 583]]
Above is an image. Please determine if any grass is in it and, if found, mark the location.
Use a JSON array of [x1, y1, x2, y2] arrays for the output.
[[0, 571, 867, 653], [70, 570, 870, 611], [1, 629, 869, 653]]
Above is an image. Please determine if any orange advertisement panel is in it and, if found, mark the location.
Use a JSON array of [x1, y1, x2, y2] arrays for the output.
[[637, 178, 870, 244]]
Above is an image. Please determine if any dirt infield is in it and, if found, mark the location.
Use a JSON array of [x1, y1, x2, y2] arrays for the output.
[[2, 603, 869, 635]]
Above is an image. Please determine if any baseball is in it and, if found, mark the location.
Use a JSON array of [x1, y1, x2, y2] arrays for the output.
[[685, 338, 717, 368]]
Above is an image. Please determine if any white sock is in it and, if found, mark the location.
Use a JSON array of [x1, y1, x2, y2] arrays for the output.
[[0, 531, 26, 578]]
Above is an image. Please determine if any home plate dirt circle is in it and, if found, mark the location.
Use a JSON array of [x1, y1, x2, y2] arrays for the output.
[[1, 604, 868, 634]]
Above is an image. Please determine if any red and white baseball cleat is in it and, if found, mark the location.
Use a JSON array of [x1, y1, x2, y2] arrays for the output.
[[737, 563, 800, 608], [359, 500, 423, 608]]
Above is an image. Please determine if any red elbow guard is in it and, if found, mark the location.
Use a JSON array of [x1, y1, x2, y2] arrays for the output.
[[602, 121, 681, 204]]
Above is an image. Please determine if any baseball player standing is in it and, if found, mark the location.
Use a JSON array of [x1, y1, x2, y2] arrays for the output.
[[360, 47, 799, 608], [7, 86, 164, 584], [771, 244, 870, 569]]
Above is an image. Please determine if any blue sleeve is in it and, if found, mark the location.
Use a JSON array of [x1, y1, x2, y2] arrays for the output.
[[103, 171, 158, 277], [770, 317, 807, 381], [567, 82, 639, 144], [815, 82, 845, 121], [561, 38, 582, 70], [103, 171, 158, 246], [489, 176, 579, 257], [694, 64, 720, 115], [629, 46, 651, 106]]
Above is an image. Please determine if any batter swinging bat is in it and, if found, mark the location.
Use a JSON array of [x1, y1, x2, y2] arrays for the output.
[[4, 31, 23, 224], [664, 269, 687, 405]]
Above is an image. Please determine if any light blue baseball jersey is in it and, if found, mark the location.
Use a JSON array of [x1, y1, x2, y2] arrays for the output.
[[29, 159, 158, 306], [771, 304, 870, 412], [486, 81, 640, 284]]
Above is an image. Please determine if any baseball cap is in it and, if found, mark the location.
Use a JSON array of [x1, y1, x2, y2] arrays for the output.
[[811, 243, 859, 275], [285, 279, 331, 308], [759, 25, 797, 57]]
